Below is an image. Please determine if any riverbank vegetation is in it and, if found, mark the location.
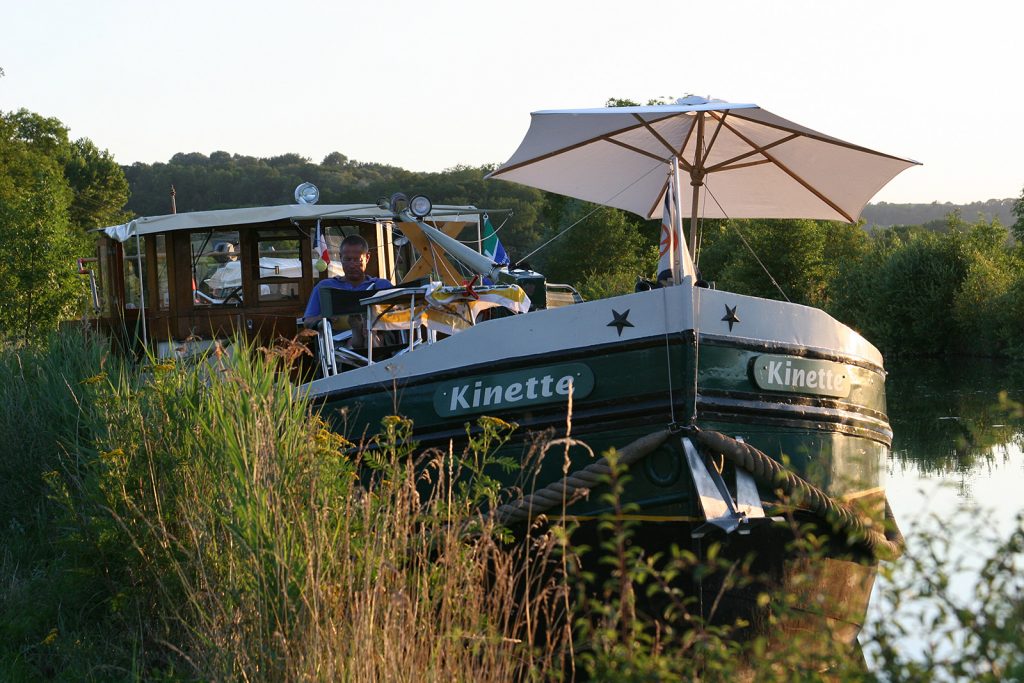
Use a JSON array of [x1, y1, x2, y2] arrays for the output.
[[700, 210, 1024, 358], [0, 330, 1021, 680]]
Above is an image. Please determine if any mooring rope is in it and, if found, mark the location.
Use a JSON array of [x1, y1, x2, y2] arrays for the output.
[[494, 429, 672, 526], [497, 426, 905, 561], [689, 427, 905, 560]]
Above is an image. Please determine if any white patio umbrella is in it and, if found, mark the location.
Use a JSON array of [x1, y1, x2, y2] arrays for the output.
[[488, 96, 919, 279]]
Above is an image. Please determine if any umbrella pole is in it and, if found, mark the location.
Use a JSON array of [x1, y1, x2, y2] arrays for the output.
[[689, 112, 705, 266], [689, 182, 701, 265], [671, 158, 683, 285]]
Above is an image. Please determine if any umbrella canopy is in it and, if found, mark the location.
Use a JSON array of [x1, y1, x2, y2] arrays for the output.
[[488, 96, 919, 227]]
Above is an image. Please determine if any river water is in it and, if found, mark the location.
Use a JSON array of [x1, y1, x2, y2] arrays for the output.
[[864, 357, 1024, 666]]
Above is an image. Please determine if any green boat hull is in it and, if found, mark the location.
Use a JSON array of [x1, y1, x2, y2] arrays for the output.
[[316, 332, 889, 520]]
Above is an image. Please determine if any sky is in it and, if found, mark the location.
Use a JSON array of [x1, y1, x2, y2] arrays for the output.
[[1, 0, 1021, 204]]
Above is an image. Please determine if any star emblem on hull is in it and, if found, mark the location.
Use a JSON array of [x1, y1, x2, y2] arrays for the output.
[[721, 304, 740, 331], [608, 309, 634, 336]]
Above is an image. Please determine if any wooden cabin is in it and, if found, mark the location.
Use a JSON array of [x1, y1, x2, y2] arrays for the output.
[[87, 203, 493, 360]]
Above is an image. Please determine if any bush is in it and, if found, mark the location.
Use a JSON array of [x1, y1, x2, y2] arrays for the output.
[[828, 216, 1024, 357]]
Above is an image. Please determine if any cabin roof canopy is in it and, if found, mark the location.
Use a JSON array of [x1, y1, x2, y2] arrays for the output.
[[98, 203, 484, 242]]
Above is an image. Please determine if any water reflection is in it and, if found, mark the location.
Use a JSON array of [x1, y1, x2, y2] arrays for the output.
[[863, 358, 1024, 674], [886, 358, 1024, 479]]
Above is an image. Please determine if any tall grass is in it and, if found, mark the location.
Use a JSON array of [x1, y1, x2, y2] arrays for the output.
[[2, 330, 567, 680], [1, 328, 1022, 680], [0, 327, 128, 678]]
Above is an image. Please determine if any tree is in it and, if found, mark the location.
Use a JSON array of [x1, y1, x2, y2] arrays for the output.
[[698, 218, 868, 308], [0, 109, 128, 341], [64, 138, 130, 232], [3, 109, 128, 234], [827, 212, 1024, 357], [0, 114, 79, 342], [322, 152, 348, 167], [535, 199, 656, 299], [605, 97, 675, 107], [1013, 186, 1024, 244]]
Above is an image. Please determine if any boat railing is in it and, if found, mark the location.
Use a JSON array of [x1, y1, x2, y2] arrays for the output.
[[311, 282, 531, 378], [545, 283, 584, 307]]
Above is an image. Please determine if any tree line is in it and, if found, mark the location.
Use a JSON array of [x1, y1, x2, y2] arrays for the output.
[[700, 212, 1024, 358], [118, 148, 1024, 358], [862, 198, 1015, 229]]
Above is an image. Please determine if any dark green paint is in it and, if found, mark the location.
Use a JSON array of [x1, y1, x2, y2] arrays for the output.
[[319, 337, 888, 521]]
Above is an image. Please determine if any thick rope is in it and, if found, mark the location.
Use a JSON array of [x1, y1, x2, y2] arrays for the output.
[[495, 425, 904, 561], [494, 429, 672, 525], [690, 427, 905, 560]]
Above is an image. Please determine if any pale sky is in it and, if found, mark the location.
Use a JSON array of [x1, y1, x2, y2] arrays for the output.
[[1, 0, 1020, 204]]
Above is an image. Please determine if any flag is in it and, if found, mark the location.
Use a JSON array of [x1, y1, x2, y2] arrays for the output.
[[481, 215, 510, 266], [314, 220, 330, 272], [658, 176, 698, 284], [656, 178, 676, 283]]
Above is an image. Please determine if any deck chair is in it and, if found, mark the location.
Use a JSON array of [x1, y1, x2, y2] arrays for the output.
[[315, 288, 373, 376]]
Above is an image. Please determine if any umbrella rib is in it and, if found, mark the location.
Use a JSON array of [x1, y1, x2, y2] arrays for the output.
[[700, 112, 728, 167], [645, 179, 671, 220], [489, 112, 686, 177], [677, 117, 697, 163], [713, 159, 774, 173], [717, 118, 855, 222], [704, 133, 800, 173], [725, 110, 919, 164], [632, 114, 693, 169], [606, 137, 675, 165]]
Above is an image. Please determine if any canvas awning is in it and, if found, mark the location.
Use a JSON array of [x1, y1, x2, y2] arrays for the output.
[[98, 204, 486, 241]]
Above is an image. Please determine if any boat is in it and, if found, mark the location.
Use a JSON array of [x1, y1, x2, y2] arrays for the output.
[[86, 97, 915, 644]]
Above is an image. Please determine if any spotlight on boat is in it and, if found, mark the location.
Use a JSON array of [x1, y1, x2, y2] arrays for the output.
[[389, 192, 408, 213], [393, 229, 410, 247], [294, 182, 320, 205], [409, 194, 432, 219]]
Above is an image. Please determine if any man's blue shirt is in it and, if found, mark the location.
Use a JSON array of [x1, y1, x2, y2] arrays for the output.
[[304, 276, 393, 319]]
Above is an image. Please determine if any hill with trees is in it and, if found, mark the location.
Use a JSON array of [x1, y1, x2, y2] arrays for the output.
[[861, 198, 1015, 229], [120, 151, 662, 299]]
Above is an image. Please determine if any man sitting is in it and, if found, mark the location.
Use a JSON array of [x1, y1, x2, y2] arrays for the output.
[[304, 235, 393, 316], [304, 235, 393, 345]]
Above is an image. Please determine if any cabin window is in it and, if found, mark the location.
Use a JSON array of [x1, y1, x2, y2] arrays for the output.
[[96, 239, 115, 315], [322, 225, 346, 263], [154, 235, 170, 311], [255, 229, 303, 303], [122, 238, 146, 310], [191, 230, 242, 305]]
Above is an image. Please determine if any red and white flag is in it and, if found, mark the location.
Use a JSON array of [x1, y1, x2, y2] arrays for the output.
[[314, 221, 330, 270]]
